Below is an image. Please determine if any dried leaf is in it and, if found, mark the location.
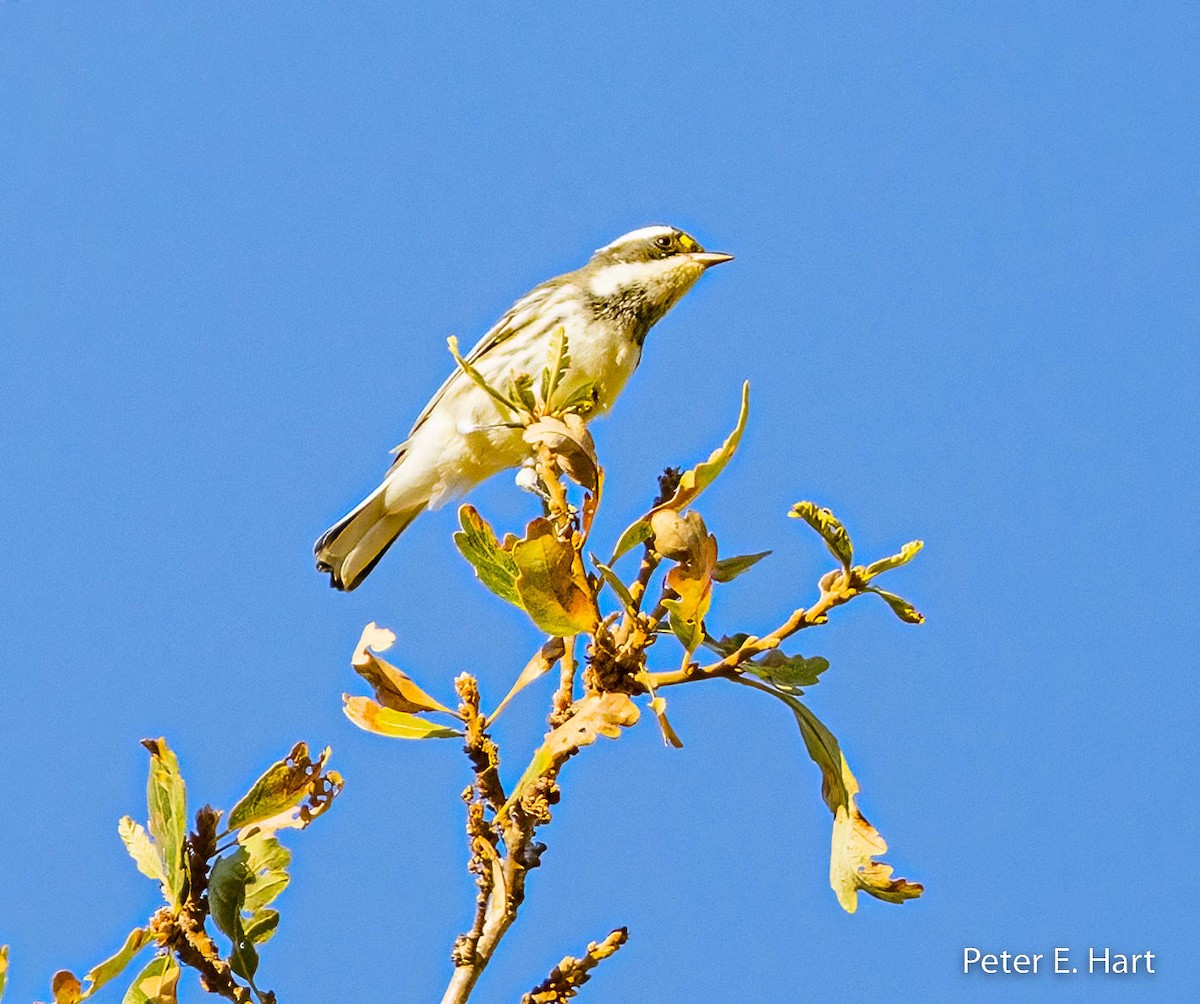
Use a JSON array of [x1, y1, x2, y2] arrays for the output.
[[500, 693, 640, 819], [789, 501, 853, 569], [78, 929, 152, 1000], [512, 518, 600, 636], [228, 742, 333, 831], [51, 971, 81, 1004], [863, 540, 923, 580], [117, 817, 165, 885], [711, 550, 772, 583], [649, 509, 710, 565], [349, 623, 458, 717], [829, 759, 924, 912], [487, 637, 566, 724], [523, 414, 599, 492], [868, 587, 926, 624], [611, 382, 750, 562], [787, 698, 922, 912], [580, 480, 602, 537], [454, 505, 523, 608], [342, 695, 462, 739], [661, 520, 718, 657], [120, 955, 179, 1004], [139, 738, 186, 909], [648, 695, 684, 748]]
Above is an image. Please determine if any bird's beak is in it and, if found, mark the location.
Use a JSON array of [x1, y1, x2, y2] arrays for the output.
[[688, 251, 734, 268]]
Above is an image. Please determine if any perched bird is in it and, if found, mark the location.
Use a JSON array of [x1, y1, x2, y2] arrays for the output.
[[315, 225, 732, 590]]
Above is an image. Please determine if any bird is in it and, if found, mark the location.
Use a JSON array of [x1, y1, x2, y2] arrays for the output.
[[314, 225, 733, 590]]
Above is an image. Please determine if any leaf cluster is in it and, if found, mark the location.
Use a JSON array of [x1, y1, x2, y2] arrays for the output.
[[39, 739, 341, 1004]]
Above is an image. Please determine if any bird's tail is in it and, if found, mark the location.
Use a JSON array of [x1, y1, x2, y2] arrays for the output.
[[314, 485, 425, 591]]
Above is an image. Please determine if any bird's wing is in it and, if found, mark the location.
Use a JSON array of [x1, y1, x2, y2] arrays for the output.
[[402, 278, 563, 442]]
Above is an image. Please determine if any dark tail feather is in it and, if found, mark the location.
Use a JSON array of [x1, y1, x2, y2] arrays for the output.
[[314, 489, 424, 591]]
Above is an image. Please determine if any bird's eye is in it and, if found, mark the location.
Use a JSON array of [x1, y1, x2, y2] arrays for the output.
[[654, 234, 674, 251]]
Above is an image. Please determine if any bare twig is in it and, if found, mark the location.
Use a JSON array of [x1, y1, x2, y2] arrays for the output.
[[646, 570, 858, 689], [521, 927, 629, 1003]]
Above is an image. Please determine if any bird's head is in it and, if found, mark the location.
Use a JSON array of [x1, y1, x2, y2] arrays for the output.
[[580, 226, 733, 330]]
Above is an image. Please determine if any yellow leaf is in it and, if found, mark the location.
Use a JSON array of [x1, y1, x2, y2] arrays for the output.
[[611, 382, 749, 562], [499, 693, 640, 820], [342, 695, 462, 740], [829, 756, 924, 913], [487, 637, 567, 724], [512, 519, 599, 636], [661, 516, 718, 656]]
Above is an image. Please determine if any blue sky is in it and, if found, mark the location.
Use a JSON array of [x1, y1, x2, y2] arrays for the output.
[[3, 3, 1197, 1001]]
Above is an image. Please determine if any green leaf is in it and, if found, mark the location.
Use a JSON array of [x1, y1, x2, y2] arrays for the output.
[[117, 817, 165, 885], [540, 326, 570, 406], [139, 738, 187, 909], [611, 382, 750, 562], [609, 520, 653, 565], [79, 929, 152, 999], [509, 370, 537, 412], [868, 587, 926, 624], [702, 632, 751, 657], [655, 380, 750, 512], [228, 742, 330, 832], [863, 540, 923, 580], [511, 518, 600, 636], [447, 335, 519, 415], [453, 506, 523, 608], [240, 832, 292, 913], [590, 555, 636, 612], [342, 696, 462, 739], [121, 955, 180, 1004], [209, 849, 260, 982], [743, 650, 830, 695], [711, 550, 772, 583], [556, 380, 599, 417], [243, 909, 280, 946], [789, 501, 853, 569]]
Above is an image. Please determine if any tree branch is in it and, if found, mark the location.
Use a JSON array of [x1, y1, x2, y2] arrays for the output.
[[521, 927, 629, 1003]]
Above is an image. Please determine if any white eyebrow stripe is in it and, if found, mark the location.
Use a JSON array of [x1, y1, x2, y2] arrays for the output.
[[595, 225, 675, 254], [586, 257, 677, 299]]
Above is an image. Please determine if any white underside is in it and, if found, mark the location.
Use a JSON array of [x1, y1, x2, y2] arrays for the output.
[[380, 295, 641, 513]]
